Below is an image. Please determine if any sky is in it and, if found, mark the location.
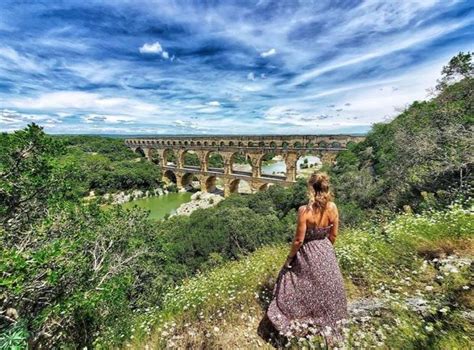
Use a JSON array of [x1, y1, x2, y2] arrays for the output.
[[0, 0, 473, 135]]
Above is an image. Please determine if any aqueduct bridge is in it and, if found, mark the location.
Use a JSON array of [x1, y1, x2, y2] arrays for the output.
[[125, 135, 364, 197]]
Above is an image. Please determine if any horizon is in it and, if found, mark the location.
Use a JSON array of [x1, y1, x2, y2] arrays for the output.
[[1, 1, 473, 135], [45, 132, 368, 137]]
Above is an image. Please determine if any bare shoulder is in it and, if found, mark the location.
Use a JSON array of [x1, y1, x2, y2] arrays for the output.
[[327, 201, 338, 213], [298, 204, 310, 215]]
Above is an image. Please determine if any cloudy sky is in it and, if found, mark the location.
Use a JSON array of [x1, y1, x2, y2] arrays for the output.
[[0, 0, 472, 135]]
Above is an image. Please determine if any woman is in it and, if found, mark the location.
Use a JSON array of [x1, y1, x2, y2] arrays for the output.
[[266, 172, 348, 345]]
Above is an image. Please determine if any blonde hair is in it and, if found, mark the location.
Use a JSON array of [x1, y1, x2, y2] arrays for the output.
[[307, 172, 332, 211]]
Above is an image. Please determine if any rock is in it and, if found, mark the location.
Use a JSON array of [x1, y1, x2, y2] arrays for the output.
[[406, 297, 430, 314], [173, 191, 224, 216], [348, 298, 386, 316], [105, 187, 166, 205], [460, 310, 474, 323]]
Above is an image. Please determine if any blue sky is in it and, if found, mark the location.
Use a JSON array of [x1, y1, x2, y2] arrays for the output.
[[0, 0, 472, 135]]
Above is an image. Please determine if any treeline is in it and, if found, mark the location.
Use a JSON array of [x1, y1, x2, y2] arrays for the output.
[[330, 52, 473, 223], [58, 135, 162, 195]]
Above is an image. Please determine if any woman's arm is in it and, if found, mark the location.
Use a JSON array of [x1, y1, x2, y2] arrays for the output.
[[284, 205, 307, 268], [328, 203, 339, 245]]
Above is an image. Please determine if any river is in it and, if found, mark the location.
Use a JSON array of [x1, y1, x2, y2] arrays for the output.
[[122, 192, 192, 220]]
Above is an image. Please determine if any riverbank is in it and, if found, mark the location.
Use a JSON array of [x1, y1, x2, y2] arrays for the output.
[[84, 187, 169, 205]]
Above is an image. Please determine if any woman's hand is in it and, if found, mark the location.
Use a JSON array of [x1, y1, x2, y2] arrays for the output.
[[283, 256, 294, 269]]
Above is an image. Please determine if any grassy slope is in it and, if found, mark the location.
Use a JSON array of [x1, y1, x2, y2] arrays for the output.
[[115, 204, 473, 349]]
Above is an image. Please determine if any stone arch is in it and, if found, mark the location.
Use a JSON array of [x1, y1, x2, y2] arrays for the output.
[[229, 178, 252, 194], [258, 141, 265, 147], [206, 151, 224, 171], [204, 141, 208, 146], [148, 148, 160, 164], [134, 147, 145, 157], [293, 141, 303, 148], [318, 141, 328, 148], [182, 173, 200, 190], [212, 141, 217, 146], [270, 141, 277, 148], [220, 141, 225, 146], [205, 175, 224, 195], [163, 148, 177, 166], [331, 141, 341, 148], [238, 141, 244, 147], [197, 141, 202, 146], [296, 152, 322, 178], [229, 141, 235, 146], [260, 151, 286, 178], [259, 183, 272, 191], [306, 142, 315, 148], [281, 141, 289, 149], [230, 151, 252, 174], [163, 169, 177, 184], [181, 150, 200, 168], [248, 141, 254, 147]]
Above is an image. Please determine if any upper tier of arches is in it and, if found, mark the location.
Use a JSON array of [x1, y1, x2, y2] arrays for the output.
[[125, 136, 362, 150]]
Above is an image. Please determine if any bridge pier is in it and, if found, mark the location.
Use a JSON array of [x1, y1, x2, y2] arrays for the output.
[[247, 152, 263, 178], [221, 152, 234, 175], [196, 150, 208, 172], [284, 152, 298, 182]]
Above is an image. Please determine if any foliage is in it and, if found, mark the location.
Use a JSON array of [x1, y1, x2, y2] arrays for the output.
[[127, 205, 473, 349], [57, 135, 162, 195], [0, 124, 78, 234], [331, 53, 473, 212], [0, 321, 28, 350]]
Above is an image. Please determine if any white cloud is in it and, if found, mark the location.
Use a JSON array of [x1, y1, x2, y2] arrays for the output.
[[139, 41, 171, 59], [291, 20, 468, 86], [260, 48, 276, 58], [0, 46, 44, 72], [207, 101, 221, 107], [247, 72, 255, 80], [173, 119, 204, 130], [7, 91, 157, 116], [83, 114, 135, 124], [139, 41, 163, 54]]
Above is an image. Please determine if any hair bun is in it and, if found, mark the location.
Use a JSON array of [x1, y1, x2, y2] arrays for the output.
[[307, 171, 332, 210]]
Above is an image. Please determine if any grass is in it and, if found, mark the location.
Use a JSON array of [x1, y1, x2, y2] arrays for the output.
[[107, 204, 472, 349]]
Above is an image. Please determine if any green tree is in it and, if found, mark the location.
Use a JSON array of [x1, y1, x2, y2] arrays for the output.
[[0, 124, 76, 234]]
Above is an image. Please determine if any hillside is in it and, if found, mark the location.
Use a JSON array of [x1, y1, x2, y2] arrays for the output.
[[125, 205, 472, 349]]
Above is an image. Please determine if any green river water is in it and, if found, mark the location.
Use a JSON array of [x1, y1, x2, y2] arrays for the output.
[[122, 192, 192, 220]]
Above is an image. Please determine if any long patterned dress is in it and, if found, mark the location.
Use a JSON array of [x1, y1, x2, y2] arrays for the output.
[[266, 224, 348, 340]]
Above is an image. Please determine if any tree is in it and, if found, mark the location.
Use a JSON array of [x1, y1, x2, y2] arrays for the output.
[[436, 51, 473, 90], [0, 124, 76, 238]]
